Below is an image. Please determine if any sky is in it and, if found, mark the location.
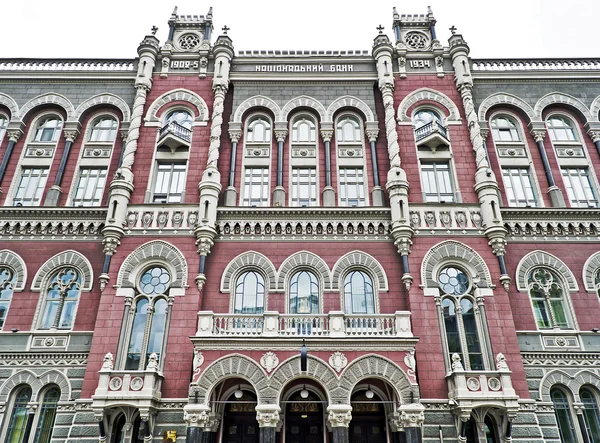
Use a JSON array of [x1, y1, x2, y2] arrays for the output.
[[1, 0, 598, 59]]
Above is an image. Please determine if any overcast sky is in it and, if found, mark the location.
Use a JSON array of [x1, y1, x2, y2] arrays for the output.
[[1, 0, 598, 59]]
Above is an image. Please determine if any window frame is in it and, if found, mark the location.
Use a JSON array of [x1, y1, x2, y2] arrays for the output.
[[335, 113, 369, 207], [561, 167, 598, 208], [151, 162, 187, 204], [3, 384, 32, 443], [240, 113, 273, 206], [551, 386, 579, 443], [32, 385, 60, 443], [342, 269, 378, 315], [501, 167, 538, 207], [72, 167, 108, 207], [289, 113, 320, 207], [580, 387, 600, 443], [420, 161, 455, 203], [38, 267, 82, 331], [288, 269, 321, 314], [527, 267, 575, 331], [232, 270, 266, 315], [0, 266, 16, 330], [0, 112, 8, 146]]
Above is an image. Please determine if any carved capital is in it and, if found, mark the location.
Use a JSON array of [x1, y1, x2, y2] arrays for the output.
[[388, 412, 403, 432], [229, 130, 242, 143], [183, 404, 211, 428], [394, 237, 412, 256], [274, 130, 288, 143], [320, 130, 334, 143], [7, 129, 23, 142], [255, 405, 281, 428], [531, 129, 546, 143], [102, 237, 120, 255], [399, 403, 425, 428], [365, 129, 379, 142], [480, 128, 490, 140], [196, 237, 214, 256], [326, 405, 352, 428], [63, 129, 80, 142], [488, 237, 507, 256], [204, 412, 221, 432], [119, 129, 129, 141], [588, 130, 600, 143]]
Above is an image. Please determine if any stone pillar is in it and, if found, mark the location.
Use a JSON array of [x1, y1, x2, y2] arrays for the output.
[[528, 124, 565, 207], [0, 125, 24, 187], [321, 127, 335, 206], [399, 403, 425, 443], [366, 126, 384, 206], [273, 128, 288, 206], [201, 412, 221, 443], [45, 122, 80, 206], [327, 405, 352, 443], [256, 404, 281, 443], [184, 404, 211, 443], [224, 125, 241, 206]]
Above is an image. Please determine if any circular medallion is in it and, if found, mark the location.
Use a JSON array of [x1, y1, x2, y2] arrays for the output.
[[466, 377, 480, 391], [93, 148, 102, 156], [35, 148, 45, 156], [44, 337, 55, 347], [507, 149, 517, 156], [404, 31, 429, 50], [488, 377, 502, 391], [178, 33, 200, 50], [109, 377, 123, 391], [555, 336, 567, 346], [130, 376, 144, 391], [253, 149, 261, 156], [346, 150, 355, 156]]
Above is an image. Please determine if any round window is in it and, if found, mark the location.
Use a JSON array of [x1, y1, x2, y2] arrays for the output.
[[140, 267, 170, 295], [438, 267, 469, 296]]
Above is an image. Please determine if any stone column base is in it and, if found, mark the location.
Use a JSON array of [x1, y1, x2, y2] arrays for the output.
[[548, 186, 566, 207], [371, 186, 385, 206], [224, 186, 238, 206], [44, 185, 62, 206], [322, 186, 336, 206], [273, 186, 286, 207]]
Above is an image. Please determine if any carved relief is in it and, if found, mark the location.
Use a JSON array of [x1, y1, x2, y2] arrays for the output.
[[260, 351, 279, 373], [328, 352, 348, 373]]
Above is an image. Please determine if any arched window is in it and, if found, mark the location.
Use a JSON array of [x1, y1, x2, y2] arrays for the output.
[[124, 266, 170, 370], [234, 271, 265, 314], [596, 270, 600, 300], [335, 114, 368, 207], [0, 267, 15, 329], [40, 268, 81, 330], [290, 114, 319, 207], [289, 271, 319, 314], [292, 117, 316, 143], [0, 113, 8, 144], [528, 268, 572, 329], [491, 116, 520, 142], [34, 386, 60, 443], [336, 116, 361, 143], [246, 116, 271, 143], [34, 117, 63, 142], [165, 109, 193, 129], [5, 385, 32, 443], [344, 270, 375, 314], [547, 116, 577, 141], [413, 109, 442, 130], [89, 117, 117, 142], [439, 266, 484, 370], [581, 388, 600, 442], [551, 387, 577, 443]]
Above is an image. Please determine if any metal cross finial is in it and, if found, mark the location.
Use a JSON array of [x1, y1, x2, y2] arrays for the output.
[[449, 26, 457, 35], [222, 25, 230, 34], [376, 24, 384, 34], [151, 26, 158, 35]]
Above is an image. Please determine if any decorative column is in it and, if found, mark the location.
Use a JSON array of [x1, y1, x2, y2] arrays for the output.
[[201, 412, 221, 443], [0, 125, 24, 187], [183, 404, 211, 443], [102, 29, 159, 289], [256, 404, 281, 443], [44, 122, 80, 206], [321, 126, 335, 206], [272, 127, 287, 206], [224, 124, 241, 206], [586, 123, 600, 158], [327, 405, 352, 443], [399, 403, 425, 443], [195, 30, 234, 289], [366, 126, 384, 206], [372, 28, 414, 288], [528, 123, 565, 207], [97, 415, 107, 442]]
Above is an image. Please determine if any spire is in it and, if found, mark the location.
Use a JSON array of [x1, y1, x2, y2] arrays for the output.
[[171, 6, 178, 18], [207, 6, 213, 20], [393, 6, 399, 20]]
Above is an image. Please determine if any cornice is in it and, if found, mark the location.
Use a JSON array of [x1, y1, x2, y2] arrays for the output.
[[0, 207, 107, 220], [502, 208, 600, 220], [189, 337, 419, 351], [0, 352, 88, 366], [217, 207, 391, 220]]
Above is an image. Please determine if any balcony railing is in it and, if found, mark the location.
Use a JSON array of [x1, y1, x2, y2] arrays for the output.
[[414, 121, 448, 142], [159, 121, 192, 143], [196, 310, 412, 338]]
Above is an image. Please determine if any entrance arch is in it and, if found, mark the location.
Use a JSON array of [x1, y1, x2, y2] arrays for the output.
[[222, 390, 259, 443], [349, 389, 387, 443], [285, 390, 324, 443]]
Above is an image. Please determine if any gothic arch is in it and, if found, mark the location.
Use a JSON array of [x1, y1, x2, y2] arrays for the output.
[[590, 95, 600, 121], [341, 354, 416, 404], [0, 369, 71, 403], [17, 93, 75, 120], [281, 96, 327, 122], [397, 87, 461, 123], [539, 369, 600, 402], [331, 251, 388, 291], [325, 95, 375, 123], [534, 92, 594, 122], [515, 251, 578, 292], [144, 88, 210, 123], [477, 92, 536, 123], [232, 95, 282, 123], [583, 252, 600, 292], [193, 354, 268, 404], [0, 93, 19, 118], [31, 250, 93, 291], [0, 250, 27, 290], [117, 240, 188, 289], [74, 93, 132, 122], [421, 240, 493, 289], [270, 355, 340, 404], [277, 251, 331, 291], [220, 251, 277, 292]]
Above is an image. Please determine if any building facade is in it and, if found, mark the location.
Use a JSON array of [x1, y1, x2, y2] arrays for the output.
[[0, 6, 599, 443]]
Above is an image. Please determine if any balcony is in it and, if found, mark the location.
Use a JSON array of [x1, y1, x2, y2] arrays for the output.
[[157, 121, 192, 152], [195, 310, 412, 339], [414, 121, 449, 152]]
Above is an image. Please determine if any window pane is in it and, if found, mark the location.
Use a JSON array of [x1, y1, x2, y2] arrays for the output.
[[491, 116, 520, 142], [0, 267, 15, 329], [126, 298, 149, 370], [461, 298, 484, 370], [502, 168, 537, 207], [290, 271, 319, 314], [147, 299, 167, 365], [140, 267, 170, 295], [528, 268, 570, 329], [562, 168, 597, 208], [234, 272, 265, 314], [442, 298, 463, 363], [547, 117, 577, 141], [242, 168, 269, 207], [166, 110, 193, 129], [73, 168, 107, 206], [421, 163, 454, 202], [89, 117, 117, 142], [41, 268, 81, 329], [339, 168, 365, 207], [343, 271, 374, 314], [153, 163, 186, 203], [291, 168, 317, 207], [6, 386, 32, 443], [34, 387, 60, 443], [35, 118, 63, 142], [13, 168, 49, 206], [581, 389, 600, 443], [551, 389, 577, 443]]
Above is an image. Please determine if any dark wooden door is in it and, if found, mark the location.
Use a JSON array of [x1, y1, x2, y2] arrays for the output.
[[349, 416, 386, 443], [223, 413, 258, 443], [286, 415, 323, 443]]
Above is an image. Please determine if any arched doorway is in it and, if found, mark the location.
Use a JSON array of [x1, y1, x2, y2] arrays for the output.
[[222, 391, 258, 443], [285, 390, 324, 443], [349, 391, 387, 443]]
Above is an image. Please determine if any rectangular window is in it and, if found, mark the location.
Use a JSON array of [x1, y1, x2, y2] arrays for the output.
[[291, 168, 317, 207], [421, 162, 454, 202], [502, 168, 537, 207], [13, 167, 49, 206], [242, 168, 269, 207], [561, 168, 598, 208], [153, 163, 186, 203], [72, 168, 107, 207], [339, 168, 365, 207]]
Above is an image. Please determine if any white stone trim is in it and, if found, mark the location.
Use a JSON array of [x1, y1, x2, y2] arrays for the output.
[[331, 251, 388, 291], [420, 240, 493, 289], [117, 240, 188, 289], [0, 92, 19, 118], [74, 93, 131, 122], [0, 369, 71, 403], [590, 95, 600, 121], [582, 252, 600, 292], [477, 92, 536, 123], [232, 95, 282, 123], [397, 88, 461, 123], [281, 95, 327, 123], [325, 95, 375, 123], [144, 88, 210, 123], [534, 92, 593, 122], [220, 251, 277, 293], [515, 250, 579, 292], [0, 250, 27, 290], [17, 93, 75, 120], [539, 369, 600, 402], [30, 250, 93, 291], [277, 251, 332, 291]]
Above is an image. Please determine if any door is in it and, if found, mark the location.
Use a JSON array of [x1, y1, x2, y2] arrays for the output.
[[223, 392, 258, 443], [349, 392, 387, 443], [285, 391, 324, 443]]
